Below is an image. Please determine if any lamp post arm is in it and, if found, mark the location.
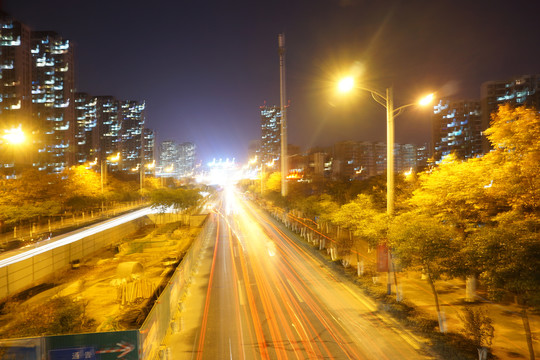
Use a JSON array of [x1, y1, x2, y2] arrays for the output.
[[354, 86, 388, 108], [371, 92, 387, 108], [355, 86, 386, 100], [393, 102, 417, 118]]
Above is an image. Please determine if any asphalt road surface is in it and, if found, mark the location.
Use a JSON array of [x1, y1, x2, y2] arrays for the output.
[[168, 188, 434, 359]]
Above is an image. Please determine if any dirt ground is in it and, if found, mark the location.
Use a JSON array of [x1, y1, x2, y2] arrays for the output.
[[0, 221, 199, 337]]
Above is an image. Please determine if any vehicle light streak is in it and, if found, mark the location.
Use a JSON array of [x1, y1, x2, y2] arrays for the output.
[[0, 207, 158, 269], [239, 196, 414, 359], [188, 190, 429, 359]]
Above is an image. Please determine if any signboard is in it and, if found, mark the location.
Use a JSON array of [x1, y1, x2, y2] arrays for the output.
[[0, 337, 41, 360], [46, 331, 138, 360], [376, 244, 389, 272], [49, 347, 95, 360]]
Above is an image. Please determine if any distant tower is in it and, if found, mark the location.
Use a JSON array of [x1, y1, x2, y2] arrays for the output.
[[278, 33, 288, 197], [259, 104, 281, 165]]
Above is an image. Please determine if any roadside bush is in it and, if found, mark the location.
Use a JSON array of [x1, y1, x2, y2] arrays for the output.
[[0, 296, 95, 338]]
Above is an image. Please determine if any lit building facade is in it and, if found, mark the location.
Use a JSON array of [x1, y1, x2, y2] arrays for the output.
[[178, 142, 196, 177], [331, 140, 418, 180], [94, 96, 121, 171], [119, 100, 145, 172], [159, 140, 195, 178], [0, 11, 32, 126], [332, 140, 360, 180], [432, 99, 482, 162], [74, 92, 97, 165], [395, 143, 417, 173], [1, 11, 158, 176], [31, 31, 75, 172], [159, 140, 179, 177], [259, 105, 281, 165], [481, 75, 540, 152], [142, 127, 155, 174], [0, 12, 32, 173]]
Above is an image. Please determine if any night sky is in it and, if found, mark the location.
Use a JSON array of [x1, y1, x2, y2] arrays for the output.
[[4, 0, 540, 163]]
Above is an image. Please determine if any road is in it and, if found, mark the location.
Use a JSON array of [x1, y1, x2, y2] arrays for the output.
[[168, 188, 434, 359]]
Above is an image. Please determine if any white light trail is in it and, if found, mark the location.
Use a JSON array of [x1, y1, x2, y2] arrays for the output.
[[0, 207, 158, 269]]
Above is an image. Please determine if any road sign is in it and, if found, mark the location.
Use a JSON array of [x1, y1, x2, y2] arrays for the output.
[[49, 347, 95, 360]]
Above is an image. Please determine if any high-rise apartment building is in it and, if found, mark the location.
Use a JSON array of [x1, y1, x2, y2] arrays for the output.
[[1, 11, 157, 176], [395, 143, 417, 173], [74, 92, 97, 165], [432, 99, 482, 162], [158, 140, 195, 178], [178, 142, 195, 177], [415, 143, 430, 170], [0, 12, 32, 173], [481, 75, 540, 152], [31, 31, 75, 172], [119, 100, 145, 172], [160, 140, 179, 177], [94, 96, 120, 169], [259, 105, 281, 165], [333, 140, 360, 180], [0, 11, 32, 126], [142, 127, 155, 174], [331, 140, 418, 180]]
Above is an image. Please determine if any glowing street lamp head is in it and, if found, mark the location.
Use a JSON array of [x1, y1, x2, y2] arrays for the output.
[[418, 93, 434, 107], [2, 126, 25, 145], [145, 160, 155, 169], [108, 152, 120, 162], [337, 76, 355, 93]]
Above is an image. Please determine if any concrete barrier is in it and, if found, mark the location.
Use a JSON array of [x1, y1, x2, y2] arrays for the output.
[[0, 216, 151, 299]]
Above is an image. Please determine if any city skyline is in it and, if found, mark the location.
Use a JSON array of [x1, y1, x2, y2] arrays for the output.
[[4, 0, 540, 162]]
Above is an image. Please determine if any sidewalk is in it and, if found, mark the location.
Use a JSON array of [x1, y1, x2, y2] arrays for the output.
[[160, 219, 216, 359], [395, 271, 538, 359]]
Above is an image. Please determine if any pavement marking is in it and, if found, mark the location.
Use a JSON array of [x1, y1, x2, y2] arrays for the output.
[[287, 278, 304, 303], [237, 279, 246, 306]]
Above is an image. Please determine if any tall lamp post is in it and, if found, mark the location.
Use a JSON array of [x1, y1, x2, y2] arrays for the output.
[[278, 33, 288, 197], [100, 152, 120, 212], [337, 77, 433, 294], [260, 159, 276, 195], [337, 77, 433, 216]]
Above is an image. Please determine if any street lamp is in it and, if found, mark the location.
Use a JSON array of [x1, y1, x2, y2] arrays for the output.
[[100, 152, 120, 211], [2, 126, 26, 145], [139, 160, 155, 194], [260, 159, 276, 195], [161, 164, 174, 187], [1, 125, 27, 177], [338, 76, 433, 296], [337, 76, 433, 216]]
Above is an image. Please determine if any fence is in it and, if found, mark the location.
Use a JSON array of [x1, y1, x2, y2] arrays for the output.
[[264, 203, 378, 276], [0, 213, 211, 360], [138, 214, 211, 359]]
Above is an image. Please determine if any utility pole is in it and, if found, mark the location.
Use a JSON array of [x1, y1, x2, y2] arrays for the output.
[[140, 123, 145, 199], [278, 33, 288, 197]]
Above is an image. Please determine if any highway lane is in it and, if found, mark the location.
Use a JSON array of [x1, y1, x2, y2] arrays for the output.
[[181, 188, 433, 359]]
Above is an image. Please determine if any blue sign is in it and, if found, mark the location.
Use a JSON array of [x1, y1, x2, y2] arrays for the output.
[[49, 347, 96, 360]]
